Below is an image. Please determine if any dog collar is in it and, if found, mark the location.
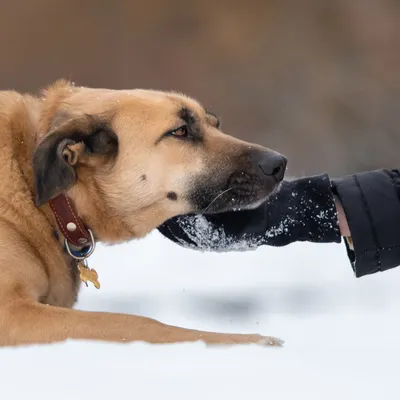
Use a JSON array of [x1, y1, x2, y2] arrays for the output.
[[49, 194, 100, 289], [49, 194, 92, 248]]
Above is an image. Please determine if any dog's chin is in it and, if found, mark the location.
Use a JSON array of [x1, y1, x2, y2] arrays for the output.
[[194, 181, 283, 215], [229, 181, 283, 212]]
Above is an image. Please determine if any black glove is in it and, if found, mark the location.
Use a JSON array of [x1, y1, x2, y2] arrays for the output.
[[157, 174, 342, 251]]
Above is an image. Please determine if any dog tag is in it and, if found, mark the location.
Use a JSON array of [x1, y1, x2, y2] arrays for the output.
[[78, 262, 100, 289]]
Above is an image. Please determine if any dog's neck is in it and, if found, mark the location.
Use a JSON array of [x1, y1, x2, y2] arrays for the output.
[[15, 83, 157, 257], [8, 93, 84, 250], [17, 91, 135, 250]]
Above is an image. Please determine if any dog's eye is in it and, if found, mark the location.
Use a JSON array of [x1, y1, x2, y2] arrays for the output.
[[158, 125, 190, 144], [163, 125, 188, 139], [169, 125, 188, 138]]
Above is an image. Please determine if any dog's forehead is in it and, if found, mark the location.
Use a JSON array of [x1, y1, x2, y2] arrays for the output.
[[115, 89, 206, 119], [62, 88, 209, 133]]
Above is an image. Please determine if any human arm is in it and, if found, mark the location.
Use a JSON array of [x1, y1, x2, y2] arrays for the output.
[[158, 169, 400, 277]]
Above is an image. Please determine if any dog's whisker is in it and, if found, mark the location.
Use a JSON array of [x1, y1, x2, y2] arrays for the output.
[[200, 186, 236, 214]]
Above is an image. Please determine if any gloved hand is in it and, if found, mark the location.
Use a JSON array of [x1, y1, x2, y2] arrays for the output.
[[157, 174, 342, 251]]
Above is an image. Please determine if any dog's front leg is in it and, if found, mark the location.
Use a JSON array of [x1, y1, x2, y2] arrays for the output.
[[0, 299, 283, 347]]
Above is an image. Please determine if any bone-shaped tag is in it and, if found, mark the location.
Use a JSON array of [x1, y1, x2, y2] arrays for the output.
[[78, 263, 100, 289]]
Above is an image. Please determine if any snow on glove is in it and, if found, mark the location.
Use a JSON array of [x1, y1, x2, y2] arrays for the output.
[[157, 174, 342, 251]]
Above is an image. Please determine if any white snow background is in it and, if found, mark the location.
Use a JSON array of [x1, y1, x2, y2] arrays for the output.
[[1, 230, 400, 400]]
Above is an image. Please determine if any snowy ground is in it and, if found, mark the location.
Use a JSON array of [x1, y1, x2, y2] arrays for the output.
[[2, 230, 400, 399]]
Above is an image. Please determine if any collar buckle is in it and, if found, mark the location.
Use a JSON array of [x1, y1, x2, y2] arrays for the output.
[[64, 228, 96, 261]]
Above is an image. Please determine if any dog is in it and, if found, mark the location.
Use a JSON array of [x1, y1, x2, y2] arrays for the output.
[[0, 80, 287, 347]]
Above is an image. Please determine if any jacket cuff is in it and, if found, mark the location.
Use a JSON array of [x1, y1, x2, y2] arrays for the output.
[[332, 170, 400, 277]]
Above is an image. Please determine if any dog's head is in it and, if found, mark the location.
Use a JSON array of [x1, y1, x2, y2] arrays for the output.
[[33, 80, 287, 241]]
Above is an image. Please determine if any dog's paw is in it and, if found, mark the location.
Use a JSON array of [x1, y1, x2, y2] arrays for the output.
[[203, 333, 284, 347], [257, 335, 284, 347]]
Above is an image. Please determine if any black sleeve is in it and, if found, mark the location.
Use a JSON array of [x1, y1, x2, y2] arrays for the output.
[[332, 169, 400, 277]]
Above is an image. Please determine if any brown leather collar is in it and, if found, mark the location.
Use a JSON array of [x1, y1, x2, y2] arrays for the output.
[[49, 194, 99, 288], [49, 194, 92, 248]]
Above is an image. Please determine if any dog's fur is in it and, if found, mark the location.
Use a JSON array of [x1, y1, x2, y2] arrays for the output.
[[0, 80, 285, 347]]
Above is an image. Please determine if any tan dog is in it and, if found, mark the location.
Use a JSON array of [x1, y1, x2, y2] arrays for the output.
[[0, 80, 287, 347]]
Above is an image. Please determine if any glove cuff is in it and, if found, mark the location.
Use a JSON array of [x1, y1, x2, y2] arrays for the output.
[[265, 174, 342, 245]]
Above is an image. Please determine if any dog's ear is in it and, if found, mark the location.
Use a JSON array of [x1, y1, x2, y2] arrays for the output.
[[33, 113, 118, 207]]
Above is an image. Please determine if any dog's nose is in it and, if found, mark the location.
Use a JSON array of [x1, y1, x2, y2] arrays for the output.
[[258, 153, 287, 182]]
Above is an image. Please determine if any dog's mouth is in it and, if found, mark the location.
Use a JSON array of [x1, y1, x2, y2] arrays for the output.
[[187, 148, 287, 214], [188, 170, 284, 215]]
